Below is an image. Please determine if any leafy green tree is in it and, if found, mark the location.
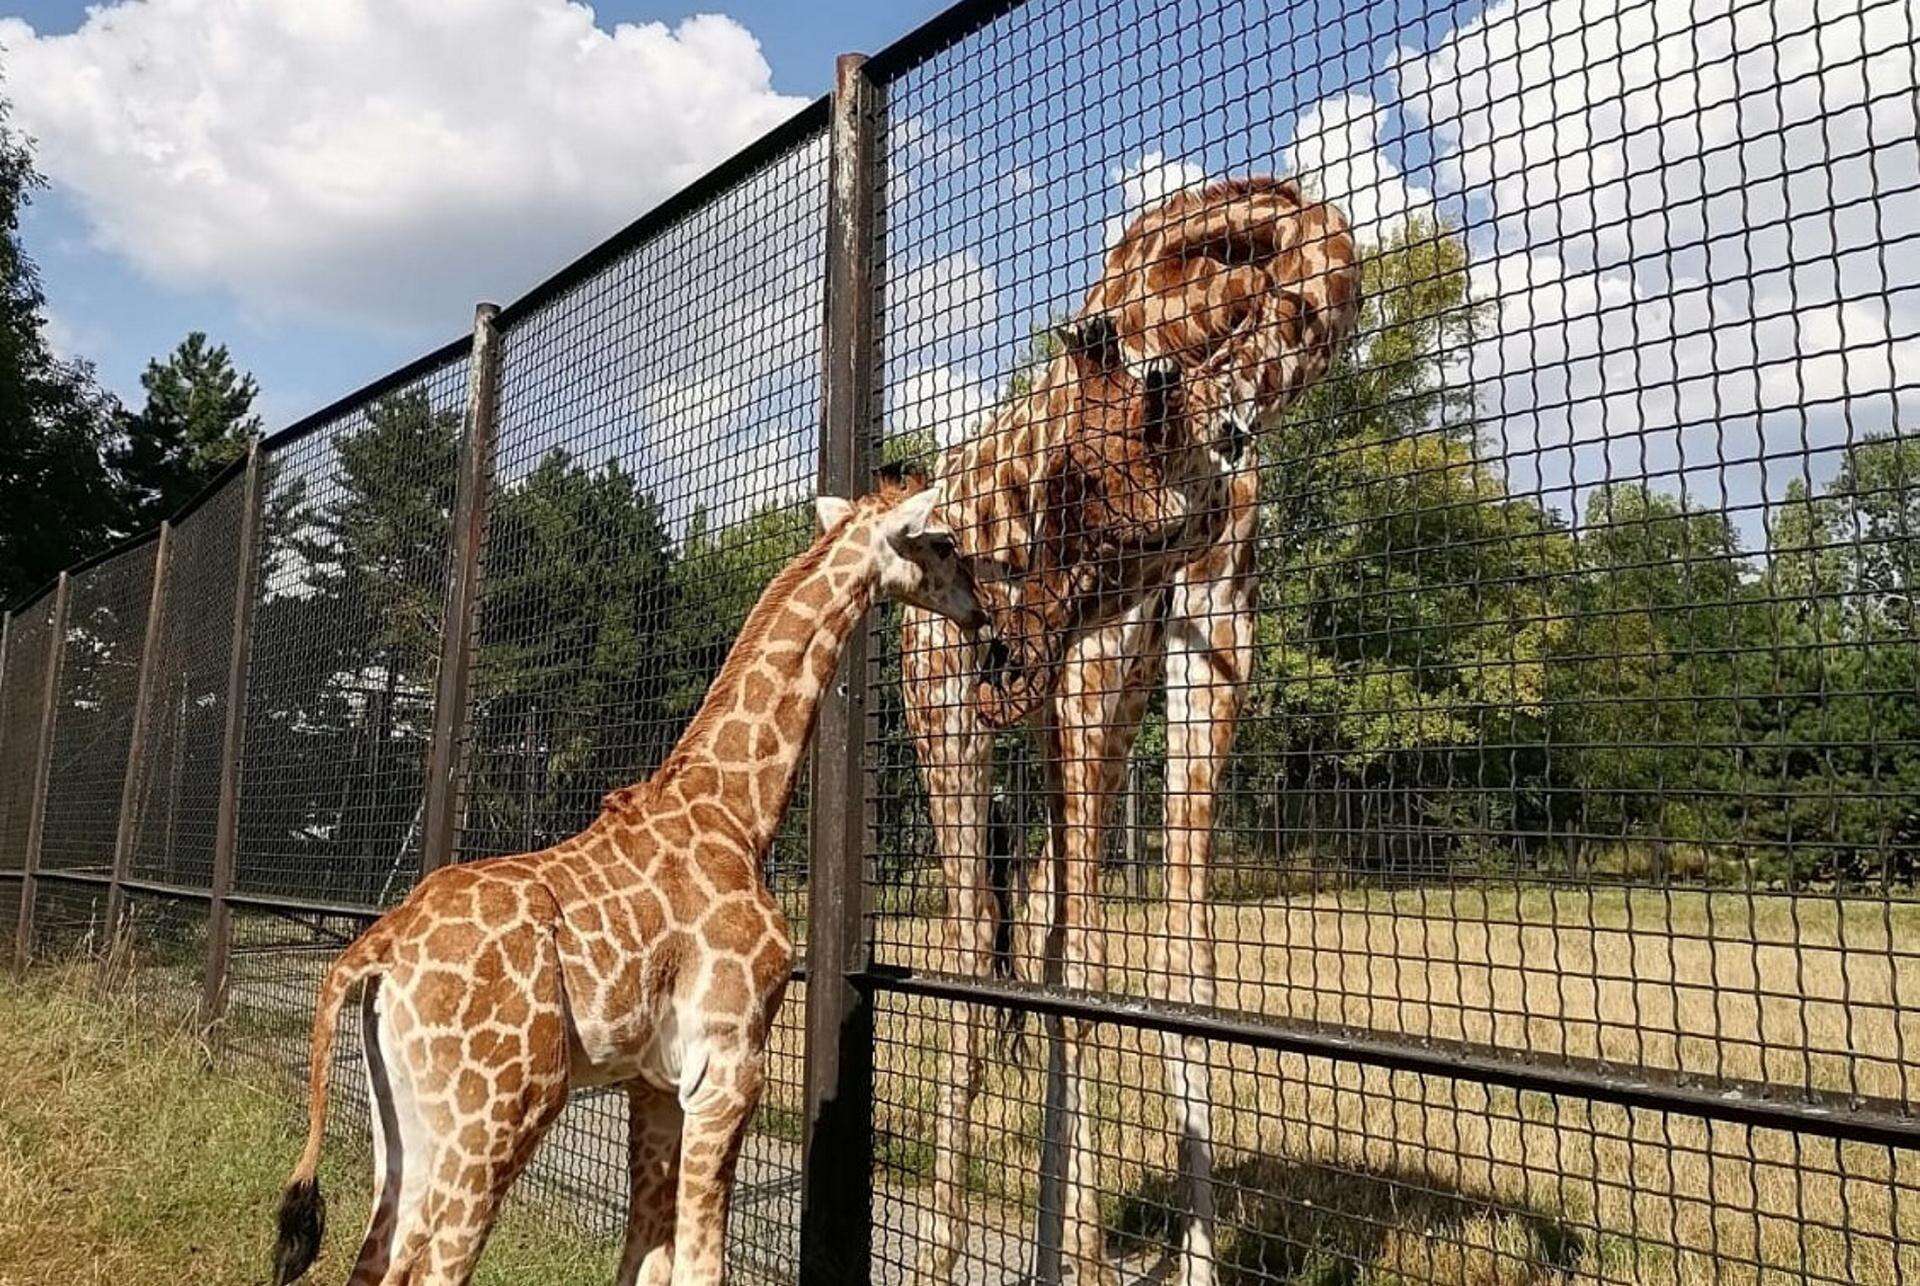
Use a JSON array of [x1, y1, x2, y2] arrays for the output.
[[1736, 438, 1920, 884], [1547, 485, 1751, 873], [462, 450, 680, 856], [110, 332, 261, 532], [1242, 217, 1570, 873], [0, 97, 121, 603]]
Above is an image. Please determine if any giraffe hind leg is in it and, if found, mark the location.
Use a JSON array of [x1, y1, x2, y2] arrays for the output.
[[348, 977, 432, 1286], [389, 918, 573, 1286]]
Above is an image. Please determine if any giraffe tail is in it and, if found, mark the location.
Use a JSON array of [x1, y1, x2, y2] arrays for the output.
[[273, 927, 390, 1284]]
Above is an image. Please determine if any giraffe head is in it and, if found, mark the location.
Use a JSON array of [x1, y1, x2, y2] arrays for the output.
[[1084, 175, 1362, 461], [814, 465, 988, 630]]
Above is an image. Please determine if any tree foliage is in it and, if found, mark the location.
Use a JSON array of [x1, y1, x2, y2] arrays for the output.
[[0, 101, 121, 603], [110, 332, 261, 531]]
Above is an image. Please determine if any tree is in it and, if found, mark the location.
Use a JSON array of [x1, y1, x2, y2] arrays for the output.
[[1243, 217, 1570, 874], [110, 331, 261, 532], [0, 96, 121, 603], [463, 450, 680, 857], [1548, 484, 1751, 873]]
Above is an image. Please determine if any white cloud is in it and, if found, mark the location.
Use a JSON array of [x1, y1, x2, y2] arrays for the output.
[[894, 250, 999, 365], [1392, 0, 1920, 517], [890, 364, 993, 450], [1107, 151, 1208, 249], [1281, 93, 1431, 247], [0, 0, 806, 333], [39, 305, 89, 364]]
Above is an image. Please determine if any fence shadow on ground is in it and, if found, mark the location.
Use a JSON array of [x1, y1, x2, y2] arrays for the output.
[[1107, 1157, 1585, 1286]]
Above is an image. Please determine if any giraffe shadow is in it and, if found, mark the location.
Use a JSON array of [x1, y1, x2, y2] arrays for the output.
[[1105, 1155, 1587, 1286]]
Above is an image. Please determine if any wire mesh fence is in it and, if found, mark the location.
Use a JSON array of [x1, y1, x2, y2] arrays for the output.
[[126, 480, 248, 890], [1, 0, 1917, 1281], [37, 540, 157, 879], [235, 355, 471, 910]]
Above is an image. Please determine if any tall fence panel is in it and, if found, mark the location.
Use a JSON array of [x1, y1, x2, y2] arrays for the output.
[[26, 539, 160, 959], [454, 111, 832, 1259], [125, 477, 248, 893], [0, 594, 57, 875], [233, 354, 471, 913], [37, 541, 158, 880], [1, 591, 60, 964], [861, 0, 1920, 1283]]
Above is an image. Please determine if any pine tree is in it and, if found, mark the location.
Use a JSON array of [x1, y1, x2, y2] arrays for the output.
[[110, 331, 261, 532]]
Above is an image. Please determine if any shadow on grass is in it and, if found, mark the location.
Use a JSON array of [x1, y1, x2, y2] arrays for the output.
[[1107, 1155, 1586, 1285]]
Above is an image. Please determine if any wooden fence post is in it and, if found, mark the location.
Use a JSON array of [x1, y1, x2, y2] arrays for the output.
[[104, 523, 174, 949], [800, 50, 879, 1286], [420, 303, 504, 876], [200, 445, 269, 1034], [14, 573, 72, 969]]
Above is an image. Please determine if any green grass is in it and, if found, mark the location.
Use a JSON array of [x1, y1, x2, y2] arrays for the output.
[[0, 964, 618, 1285]]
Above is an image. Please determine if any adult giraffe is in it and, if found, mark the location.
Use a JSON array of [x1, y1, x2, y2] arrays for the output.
[[900, 177, 1361, 1285]]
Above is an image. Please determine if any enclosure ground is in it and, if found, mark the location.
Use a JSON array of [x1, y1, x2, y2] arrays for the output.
[[0, 965, 616, 1286]]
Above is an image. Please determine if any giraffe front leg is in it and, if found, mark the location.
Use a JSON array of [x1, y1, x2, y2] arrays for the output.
[[669, 1042, 765, 1286], [1051, 605, 1162, 1286], [902, 607, 995, 1282], [617, 1085, 684, 1286], [1157, 523, 1255, 1286]]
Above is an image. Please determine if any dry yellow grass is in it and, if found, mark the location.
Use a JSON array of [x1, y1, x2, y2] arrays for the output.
[[0, 963, 616, 1285], [853, 881, 1920, 1284]]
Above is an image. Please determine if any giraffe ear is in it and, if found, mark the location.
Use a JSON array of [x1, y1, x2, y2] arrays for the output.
[[892, 485, 941, 541], [814, 495, 854, 532]]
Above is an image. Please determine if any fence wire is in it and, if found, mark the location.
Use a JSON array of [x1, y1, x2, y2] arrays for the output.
[[863, 0, 1920, 1281], [235, 357, 469, 910], [0, 591, 57, 874], [126, 479, 247, 890], [114, 889, 210, 1027], [38, 541, 157, 877], [0, 0, 1916, 1282]]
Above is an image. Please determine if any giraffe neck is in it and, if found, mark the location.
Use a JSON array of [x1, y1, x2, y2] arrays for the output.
[[648, 516, 875, 855]]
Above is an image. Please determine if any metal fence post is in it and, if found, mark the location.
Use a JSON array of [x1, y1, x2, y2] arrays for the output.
[[104, 522, 173, 946], [420, 303, 503, 875], [13, 573, 72, 969], [200, 445, 269, 1033], [799, 50, 879, 1286]]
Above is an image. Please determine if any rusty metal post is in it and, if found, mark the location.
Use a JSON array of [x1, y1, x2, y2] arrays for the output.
[[800, 50, 879, 1286], [200, 446, 269, 1033], [104, 523, 173, 947], [420, 303, 503, 876], [14, 573, 72, 969]]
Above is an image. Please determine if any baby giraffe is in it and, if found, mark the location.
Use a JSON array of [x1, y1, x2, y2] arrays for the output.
[[272, 467, 984, 1286]]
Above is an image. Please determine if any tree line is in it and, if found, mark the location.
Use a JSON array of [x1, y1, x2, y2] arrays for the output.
[[11, 81, 1913, 896]]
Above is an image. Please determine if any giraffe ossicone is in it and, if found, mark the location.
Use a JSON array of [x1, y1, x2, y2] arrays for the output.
[[272, 469, 982, 1286]]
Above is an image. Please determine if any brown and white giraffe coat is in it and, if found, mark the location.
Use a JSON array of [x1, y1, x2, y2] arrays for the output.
[[273, 470, 983, 1286], [901, 177, 1360, 1284]]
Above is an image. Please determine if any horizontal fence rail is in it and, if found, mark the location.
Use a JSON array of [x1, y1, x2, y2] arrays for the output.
[[4, 0, 1918, 1281]]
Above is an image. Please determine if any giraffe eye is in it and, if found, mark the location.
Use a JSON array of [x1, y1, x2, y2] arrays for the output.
[[926, 532, 957, 559]]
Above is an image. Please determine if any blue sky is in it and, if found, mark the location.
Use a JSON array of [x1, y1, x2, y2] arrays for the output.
[[6, 0, 950, 427], [5, 0, 1913, 553]]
